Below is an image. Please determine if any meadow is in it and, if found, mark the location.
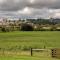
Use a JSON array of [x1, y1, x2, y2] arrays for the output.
[[0, 31, 60, 49], [0, 31, 60, 60]]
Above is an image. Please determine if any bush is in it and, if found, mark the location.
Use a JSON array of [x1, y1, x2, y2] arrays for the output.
[[56, 29, 60, 31], [1, 27, 11, 32], [1, 27, 6, 32], [21, 24, 33, 31]]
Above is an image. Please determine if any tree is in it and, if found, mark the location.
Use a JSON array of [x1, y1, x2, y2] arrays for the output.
[[21, 23, 33, 31], [1, 27, 6, 32]]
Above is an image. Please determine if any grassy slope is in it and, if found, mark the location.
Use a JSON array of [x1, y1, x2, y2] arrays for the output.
[[0, 31, 60, 49]]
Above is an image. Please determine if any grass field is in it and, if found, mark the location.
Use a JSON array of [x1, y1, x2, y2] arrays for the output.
[[0, 31, 60, 49], [0, 31, 60, 60]]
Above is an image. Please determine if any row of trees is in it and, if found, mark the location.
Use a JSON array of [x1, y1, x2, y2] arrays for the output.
[[0, 23, 60, 32], [27, 18, 60, 25]]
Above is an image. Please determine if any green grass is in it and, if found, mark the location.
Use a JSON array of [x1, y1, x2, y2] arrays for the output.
[[0, 55, 60, 60], [0, 31, 60, 50]]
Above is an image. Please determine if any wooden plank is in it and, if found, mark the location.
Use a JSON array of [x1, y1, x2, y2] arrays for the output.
[[32, 49, 47, 51]]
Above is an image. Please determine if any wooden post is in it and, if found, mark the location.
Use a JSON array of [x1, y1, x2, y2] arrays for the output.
[[31, 48, 32, 56]]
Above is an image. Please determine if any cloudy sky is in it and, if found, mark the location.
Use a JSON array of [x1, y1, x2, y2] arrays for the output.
[[0, 0, 60, 19]]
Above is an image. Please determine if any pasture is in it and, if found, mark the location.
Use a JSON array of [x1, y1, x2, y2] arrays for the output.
[[0, 31, 60, 49], [0, 31, 60, 60]]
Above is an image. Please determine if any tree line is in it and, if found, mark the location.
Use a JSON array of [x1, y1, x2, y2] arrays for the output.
[[0, 23, 60, 32]]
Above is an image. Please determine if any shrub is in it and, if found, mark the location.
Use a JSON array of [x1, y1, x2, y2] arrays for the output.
[[1, 27, 6, 32], [21, 23, 33, 31], [56, 29, 60, 31]]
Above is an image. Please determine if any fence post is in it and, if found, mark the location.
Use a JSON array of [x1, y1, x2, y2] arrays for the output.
[[31, 48, 32, 56]]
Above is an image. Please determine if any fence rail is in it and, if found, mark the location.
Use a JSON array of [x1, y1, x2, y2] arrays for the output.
[[30, 48, 49, 56]]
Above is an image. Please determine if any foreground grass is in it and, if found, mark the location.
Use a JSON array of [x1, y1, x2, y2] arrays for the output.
[[0, 56, 60, 60]]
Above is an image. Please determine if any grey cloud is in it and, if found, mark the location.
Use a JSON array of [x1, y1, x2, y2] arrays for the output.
[[27, 0, 60, 9], [0, 8, 60, 19], [0, 0, 29, 11], [17, 8, 55, 18], [0, 8, 51, 18], [0, 0, 60, 12], [0, 0, 60, 18]]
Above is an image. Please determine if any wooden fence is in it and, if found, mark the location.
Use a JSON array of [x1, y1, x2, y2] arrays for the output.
[[30, 48, 49, 56], [51, 48, 60, 58]]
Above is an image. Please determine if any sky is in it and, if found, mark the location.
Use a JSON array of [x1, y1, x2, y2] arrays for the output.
[[0, 0, 60, 19]]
